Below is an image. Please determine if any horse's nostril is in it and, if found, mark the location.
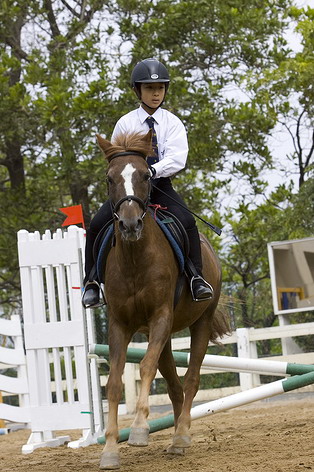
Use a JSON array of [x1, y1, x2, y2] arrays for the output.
[[119, 220, 126, 233], [136, 219, 143, 231], [118, 218, 143, 240]]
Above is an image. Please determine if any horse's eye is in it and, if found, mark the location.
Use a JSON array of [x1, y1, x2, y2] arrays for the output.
[[144, 173, 150, 181], [107, 176, 113, 185]]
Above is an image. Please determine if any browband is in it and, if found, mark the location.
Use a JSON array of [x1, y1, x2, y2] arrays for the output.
[[109, 151, 147, 161]]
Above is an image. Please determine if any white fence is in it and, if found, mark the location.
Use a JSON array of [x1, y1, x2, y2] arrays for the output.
[[0, 314, 30, 427], [13, 226, 102, 452]]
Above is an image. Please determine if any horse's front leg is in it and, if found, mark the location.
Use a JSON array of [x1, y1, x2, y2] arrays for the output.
[[128, 312, 172, 447], [100, 323, 130, 470]]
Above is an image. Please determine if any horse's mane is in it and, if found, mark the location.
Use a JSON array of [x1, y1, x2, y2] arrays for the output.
[[106, 132, 153, 162]]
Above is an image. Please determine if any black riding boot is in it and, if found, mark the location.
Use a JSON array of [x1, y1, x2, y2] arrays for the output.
[[186, 227, 214, 301], [82, 280, 104, 309], [81, 230, 105, 309], [81, 202, 113, 309]]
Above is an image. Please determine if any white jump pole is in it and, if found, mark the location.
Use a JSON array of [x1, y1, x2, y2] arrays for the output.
[[189, 372, 310, 419], [90, 344, 314, 376]]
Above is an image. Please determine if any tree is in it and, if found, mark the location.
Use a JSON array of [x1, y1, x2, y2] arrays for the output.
[[283, 177, 314, 238], [113, 1, 291, 183], [221, 185, 291, 327], [0, 0, 116, 308], [218, 4, 314, 333], [247, 5, 314, 189], [0, 0, 309, 320]]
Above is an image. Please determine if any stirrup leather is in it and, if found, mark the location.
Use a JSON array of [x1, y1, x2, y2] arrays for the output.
[[82, 280, 106, 309], [190, 275, 214, 302]]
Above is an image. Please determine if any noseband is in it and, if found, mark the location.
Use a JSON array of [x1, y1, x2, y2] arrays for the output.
[[113, 194, 149, 220], [108, 151, 151, 222]]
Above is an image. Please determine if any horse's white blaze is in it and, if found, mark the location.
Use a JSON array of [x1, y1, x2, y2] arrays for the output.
[[121, 163, 136, 197]]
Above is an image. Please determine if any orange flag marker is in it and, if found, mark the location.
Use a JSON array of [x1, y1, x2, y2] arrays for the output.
[[59, 204, 85, 229]]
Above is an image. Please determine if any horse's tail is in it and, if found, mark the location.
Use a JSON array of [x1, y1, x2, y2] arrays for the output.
[[208, 301, 232, 345]]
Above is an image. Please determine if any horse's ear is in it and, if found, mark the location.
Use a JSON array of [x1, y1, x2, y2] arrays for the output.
[[143, 129, 153, 144], [96, 134, 112, 154]]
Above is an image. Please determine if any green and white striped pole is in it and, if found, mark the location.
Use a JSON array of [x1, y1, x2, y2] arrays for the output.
[[90, 344, 314, 376], [97, 371, 314, 444], [91, 344, 314, 445]]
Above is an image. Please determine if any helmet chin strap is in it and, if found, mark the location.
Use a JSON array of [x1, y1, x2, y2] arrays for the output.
[[141, 97, 167, 110], [141, 100, 160, 110]]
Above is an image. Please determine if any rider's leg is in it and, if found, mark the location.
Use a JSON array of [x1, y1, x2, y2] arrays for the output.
[[82, 200, 112, 308], [150, 179, 213, 301], [185, 226, 214, 301]]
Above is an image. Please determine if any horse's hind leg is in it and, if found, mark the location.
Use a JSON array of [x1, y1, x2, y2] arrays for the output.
[[171, 311, 213, 450], [158, 339, 185, 455], [158, 339, 184, 426]]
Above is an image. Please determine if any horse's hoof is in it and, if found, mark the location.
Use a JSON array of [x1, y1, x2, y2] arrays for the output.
[[172, 435, 191, 448], [128, 427, 149, 446], [166, 444, 185, 455], [99, 452, 120, 470]]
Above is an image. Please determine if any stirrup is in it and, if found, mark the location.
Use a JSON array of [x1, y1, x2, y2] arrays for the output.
[[190, 275, 214, 302], [82, 280, 106, 309]]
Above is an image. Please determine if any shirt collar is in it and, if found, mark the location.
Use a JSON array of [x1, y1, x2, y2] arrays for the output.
[[138, 106, 162, 125]]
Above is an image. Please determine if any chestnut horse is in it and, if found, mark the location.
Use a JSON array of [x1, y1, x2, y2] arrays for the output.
[[96, 130, 230, 469]]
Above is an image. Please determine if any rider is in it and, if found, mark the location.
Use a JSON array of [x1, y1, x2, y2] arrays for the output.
[[82, 58, 214, 308]]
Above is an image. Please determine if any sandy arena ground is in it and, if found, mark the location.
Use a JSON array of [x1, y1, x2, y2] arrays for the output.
[[1, 395, 314, 472]]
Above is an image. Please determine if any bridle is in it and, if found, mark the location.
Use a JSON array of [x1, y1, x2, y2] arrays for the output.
[[113, 194, 149, 221], [108, 151, 151, 222]]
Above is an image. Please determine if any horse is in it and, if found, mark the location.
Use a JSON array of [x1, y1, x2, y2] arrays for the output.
[[96, 130, 230, 469]]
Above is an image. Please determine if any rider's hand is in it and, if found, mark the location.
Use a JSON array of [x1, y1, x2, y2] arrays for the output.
[[148, 166, 157, 179]]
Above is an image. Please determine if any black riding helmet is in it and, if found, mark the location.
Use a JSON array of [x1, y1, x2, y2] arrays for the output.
[[131, 58, 170, 106]]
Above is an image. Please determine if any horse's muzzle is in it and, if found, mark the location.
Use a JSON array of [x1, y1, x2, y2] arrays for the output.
[[112, 195, 148, 241], [118, 217, 143, 241]]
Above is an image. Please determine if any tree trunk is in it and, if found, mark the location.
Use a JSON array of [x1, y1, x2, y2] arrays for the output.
[[70, 179, 91, 228], [4, 138, 25, 190], [2, 13, 27, 191]]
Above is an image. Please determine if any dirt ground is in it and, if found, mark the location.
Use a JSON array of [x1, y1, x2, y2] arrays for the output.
[[1, 395, 314, 472]]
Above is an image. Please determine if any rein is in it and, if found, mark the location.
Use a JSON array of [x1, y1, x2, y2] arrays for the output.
[[151, 183, 222, 236]]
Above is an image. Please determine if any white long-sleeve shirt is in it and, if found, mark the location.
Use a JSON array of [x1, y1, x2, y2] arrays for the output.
[[111, 106, 188, 179]]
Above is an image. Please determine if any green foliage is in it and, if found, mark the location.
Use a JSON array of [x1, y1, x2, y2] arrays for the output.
[[199, 372, 239, 390], [221, 184, 297, 328], [285, 178, 314, 238], [246, 6, 314, 187]]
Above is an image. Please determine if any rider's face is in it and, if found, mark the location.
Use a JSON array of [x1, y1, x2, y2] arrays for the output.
[[140, 83, 166, 112]]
